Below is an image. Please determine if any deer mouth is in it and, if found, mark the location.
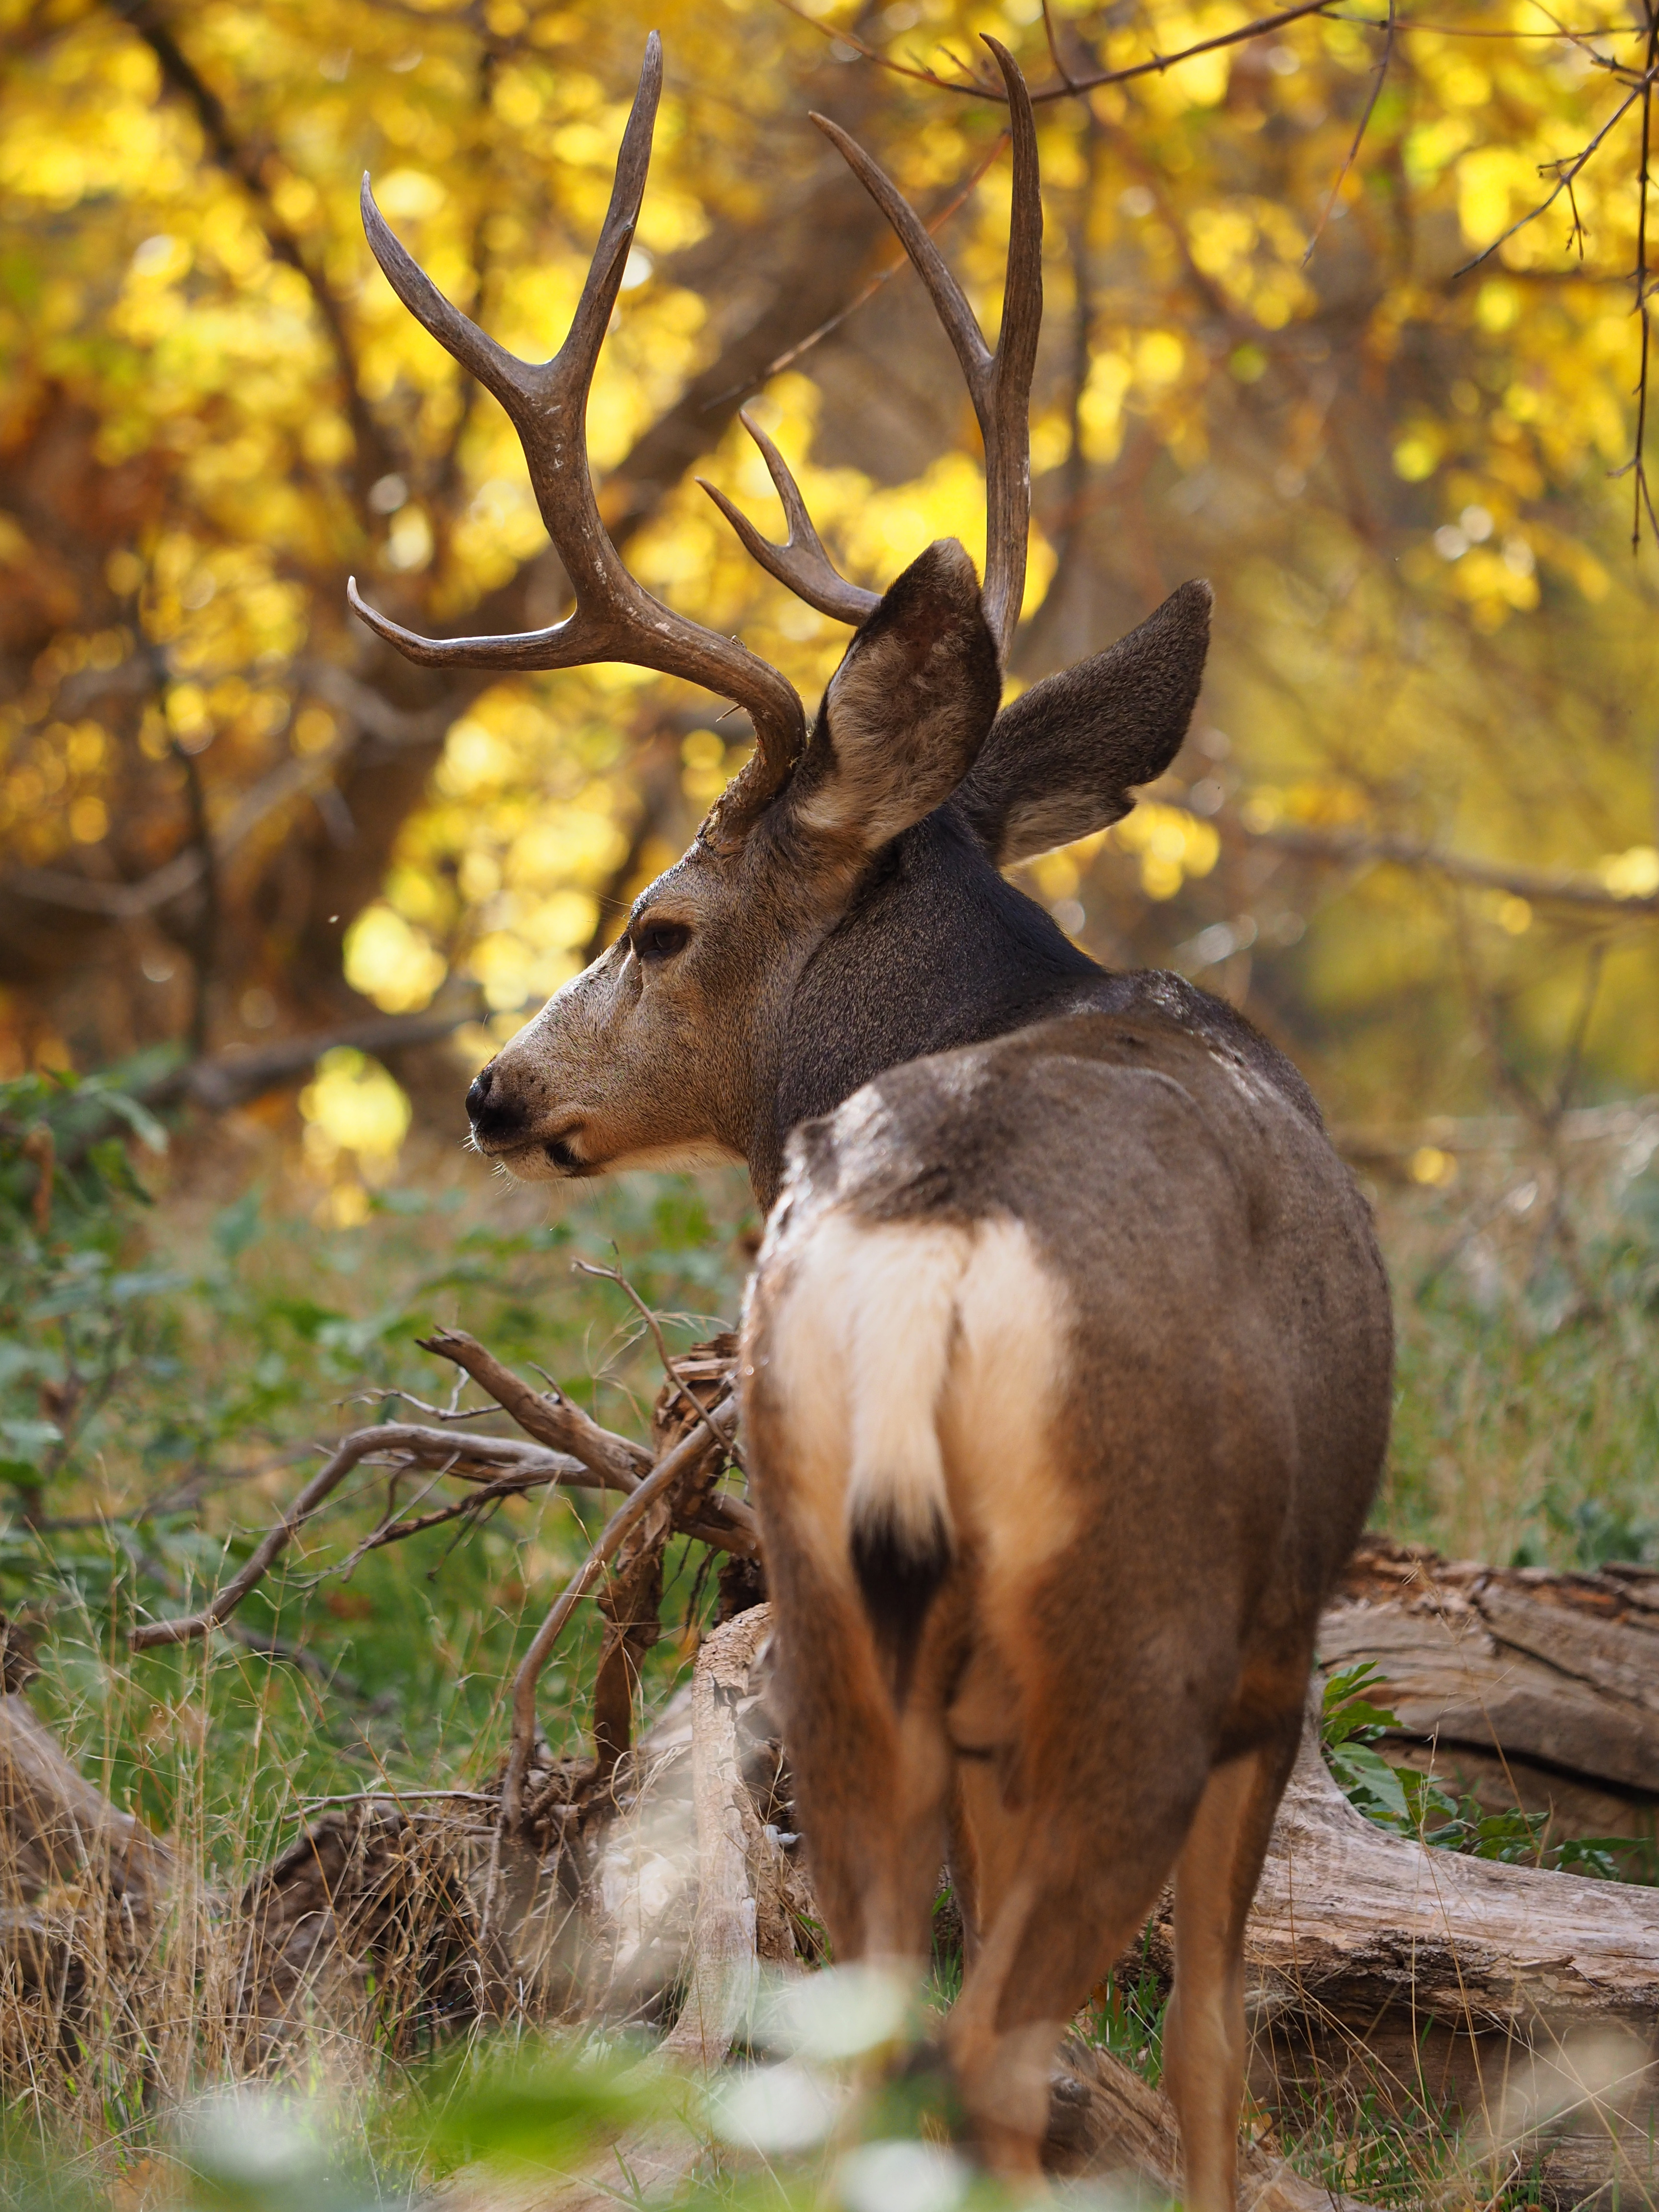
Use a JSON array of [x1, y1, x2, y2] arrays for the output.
[[469, 1112, 592, 1179], [542, 1130, 590, 1176]]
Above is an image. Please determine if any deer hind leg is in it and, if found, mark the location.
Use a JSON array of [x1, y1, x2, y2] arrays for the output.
[[1162, 1716, 1302, 2212], [745, 1214, 971, 1971], [928, 1219, 1202, 2178], [944, 1766, 1194, 2180]]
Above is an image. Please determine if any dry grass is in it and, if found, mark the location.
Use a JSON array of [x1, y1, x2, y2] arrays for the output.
[[2, 1117, 1655, 2209]]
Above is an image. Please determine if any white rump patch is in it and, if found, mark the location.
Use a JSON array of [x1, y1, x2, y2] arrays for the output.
[[764, 1210, 1073, 1575]]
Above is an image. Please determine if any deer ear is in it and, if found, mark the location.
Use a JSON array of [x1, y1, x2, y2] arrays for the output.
[[955, 579, 1211, 866], [788, 538, 1001, 853]]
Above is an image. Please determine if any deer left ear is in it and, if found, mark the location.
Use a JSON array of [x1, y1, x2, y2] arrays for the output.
[[788, 538, 1001, 854], [956, 579, 1211, 866]]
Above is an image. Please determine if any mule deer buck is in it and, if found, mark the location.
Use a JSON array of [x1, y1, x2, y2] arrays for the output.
[[352, 34, 1393, 2201]]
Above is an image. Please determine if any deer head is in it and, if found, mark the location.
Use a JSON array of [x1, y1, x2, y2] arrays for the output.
[[351, 35, 1211, 1205]]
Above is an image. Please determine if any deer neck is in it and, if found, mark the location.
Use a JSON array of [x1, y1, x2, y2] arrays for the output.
[[750, 802, 1100, 1204]]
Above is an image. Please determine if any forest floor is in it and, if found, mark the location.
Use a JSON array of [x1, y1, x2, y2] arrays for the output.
[[2, 1088, 1656, 2212]]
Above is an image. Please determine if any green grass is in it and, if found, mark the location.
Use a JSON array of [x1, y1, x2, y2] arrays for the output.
[[3, 1087, 1658, 2208], [1374, 1151, 1659, 1569]]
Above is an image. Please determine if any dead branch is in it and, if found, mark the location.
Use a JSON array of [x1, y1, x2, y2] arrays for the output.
[[1229, 815, 1659, 916], [774, 0, 1339, 108], [419, 1326, 759, 1553], [573, 1264, 745, 1470], [502, 1395, 738, 1831], [128, 1425, 592, 1650], [131, 1321, 758, 1661], [418, 1327, 650, 1491]]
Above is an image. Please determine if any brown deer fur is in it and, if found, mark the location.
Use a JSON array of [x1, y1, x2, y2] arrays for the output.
[[353, 38, 1395, 2201]]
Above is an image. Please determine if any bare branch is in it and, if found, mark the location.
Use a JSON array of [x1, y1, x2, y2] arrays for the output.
[[1230, 817, 1659, 916], [417, 1327, 650, 1492], [129, 1430, 383, 1650], [1304, 0, 1397, 265], [1450, 76, 1648, 280], [502, 1394, 737, 1831], [773, 0, 1339, 107], [127, 1426, 593, 1650]]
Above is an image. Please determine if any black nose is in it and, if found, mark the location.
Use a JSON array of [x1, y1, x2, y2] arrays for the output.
[[467, 1059, 529, 1147]]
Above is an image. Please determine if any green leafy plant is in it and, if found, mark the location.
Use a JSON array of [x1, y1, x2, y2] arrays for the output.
[[1321, 1661, 1648, 1879], [0, 1064, 174, 1518]]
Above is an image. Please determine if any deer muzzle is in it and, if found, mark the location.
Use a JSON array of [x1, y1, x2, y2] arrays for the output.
[[465, 1062, 591, 1178]]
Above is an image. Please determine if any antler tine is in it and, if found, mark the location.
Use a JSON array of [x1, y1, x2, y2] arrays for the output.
[[348, 34, 806, 828], [697, 412, 880, 629], [809, 36, 1041, 659]]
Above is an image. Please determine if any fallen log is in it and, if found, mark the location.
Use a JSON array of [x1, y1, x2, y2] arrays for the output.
[[1250, 1692, 1659, 2041], [0, 1686, 172, 1916], [1321, 1535, 1659, 1841]]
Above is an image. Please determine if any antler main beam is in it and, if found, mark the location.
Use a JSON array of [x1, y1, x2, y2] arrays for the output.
[[700, 36, 1041, 662], [347, 35, 806, 821]]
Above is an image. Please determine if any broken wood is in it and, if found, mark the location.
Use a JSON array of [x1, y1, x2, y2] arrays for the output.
[[662, 1607, 775, 2069], [1322, 1535, 1659, 1840]]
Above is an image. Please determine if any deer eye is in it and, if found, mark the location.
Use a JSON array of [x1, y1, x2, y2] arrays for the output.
[[634, 918, 690, 963]]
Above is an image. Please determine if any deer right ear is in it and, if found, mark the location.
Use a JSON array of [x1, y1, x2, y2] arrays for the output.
[[955, 579, 1211, 866], [785, 538, 1001, 855]]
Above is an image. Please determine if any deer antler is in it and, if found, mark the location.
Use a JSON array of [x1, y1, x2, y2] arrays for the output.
[[698, 412, 880, 629], [701, 36, 1041, 662], [347, 35, 806, 832]]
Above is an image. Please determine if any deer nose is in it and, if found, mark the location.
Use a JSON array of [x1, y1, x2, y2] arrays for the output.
[[466, 1060, 527, 1145]]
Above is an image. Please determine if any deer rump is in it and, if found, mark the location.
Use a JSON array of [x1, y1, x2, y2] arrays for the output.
[[743, 1009, 1392, 2159]]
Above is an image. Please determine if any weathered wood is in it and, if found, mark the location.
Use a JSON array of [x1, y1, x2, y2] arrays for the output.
[[0, 1690, 172, 1915], [661, 1606, 777, 2068], [1321, 1536, 1659, 1833], [1247, 1697, 1659, 2038]]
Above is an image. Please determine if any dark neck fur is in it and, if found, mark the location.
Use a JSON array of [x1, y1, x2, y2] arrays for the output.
[[770, 802, 1097, 1158], [758, 799, 1325, 1203]]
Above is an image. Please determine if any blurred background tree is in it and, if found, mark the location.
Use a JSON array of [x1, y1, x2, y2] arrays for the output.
[[1, 0, 1656, 1189]]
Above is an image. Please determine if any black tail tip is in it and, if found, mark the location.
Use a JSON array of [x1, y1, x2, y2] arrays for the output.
[[850, 1511, 951, 1703]]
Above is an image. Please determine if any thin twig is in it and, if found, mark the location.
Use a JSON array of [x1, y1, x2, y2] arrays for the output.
[[1630, 7, 1659, 547], [1450, 75, 1650, 279], [573, 1261, 746, 1472], [1305, 0, 1397, 264], [775, 0, 1340, 104], [704, 130, 1008, 409]]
